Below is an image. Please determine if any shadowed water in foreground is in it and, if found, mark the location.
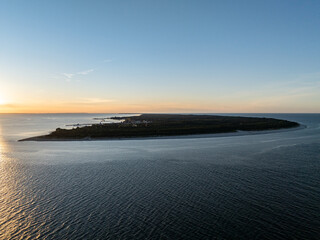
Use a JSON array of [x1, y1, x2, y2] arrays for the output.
[[0, 114, 319, 239]]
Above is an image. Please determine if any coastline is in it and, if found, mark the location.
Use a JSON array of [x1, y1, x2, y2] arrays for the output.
[[19, 124, 305, 142]]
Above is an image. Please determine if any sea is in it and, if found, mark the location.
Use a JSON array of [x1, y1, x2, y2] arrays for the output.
[[0, 113, 319, 239]]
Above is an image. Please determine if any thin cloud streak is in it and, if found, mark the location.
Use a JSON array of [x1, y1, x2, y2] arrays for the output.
[[65, 98, 117, 106], [62, 69, 95, 81], [80, 98, 116, 104], [77, 69, 94, 75], [62, 73, 75, 80], [59, 58, 112, 82]]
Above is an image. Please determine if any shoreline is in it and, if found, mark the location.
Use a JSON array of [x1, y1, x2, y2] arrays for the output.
[[19, 124, 305, 142]]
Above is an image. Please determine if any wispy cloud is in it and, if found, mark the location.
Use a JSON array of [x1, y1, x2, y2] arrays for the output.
[[62, 69, 95, 82], [59, 58, 112, 82], [67, 98, 117, 106], [62, 73, 75, 81], [77, 69, 94, 75], [81, 98, 116, 104]]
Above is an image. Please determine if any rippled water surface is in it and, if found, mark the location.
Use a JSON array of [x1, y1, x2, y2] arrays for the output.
[[0, 113, 319, 239]]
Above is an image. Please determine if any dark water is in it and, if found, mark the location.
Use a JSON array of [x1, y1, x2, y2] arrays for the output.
[[0, 114, 319, 239]]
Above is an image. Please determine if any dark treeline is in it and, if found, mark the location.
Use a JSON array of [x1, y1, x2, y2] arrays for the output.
[[22, 114, 300, 141]]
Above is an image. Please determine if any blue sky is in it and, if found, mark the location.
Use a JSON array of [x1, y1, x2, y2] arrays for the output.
[[0, 0, 319, 113]]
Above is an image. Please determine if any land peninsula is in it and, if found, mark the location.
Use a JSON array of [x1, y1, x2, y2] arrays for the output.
[[19, 114, 300, 141]]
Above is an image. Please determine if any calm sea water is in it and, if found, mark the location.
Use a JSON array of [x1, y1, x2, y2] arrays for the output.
[[0, 113, 319, 239]]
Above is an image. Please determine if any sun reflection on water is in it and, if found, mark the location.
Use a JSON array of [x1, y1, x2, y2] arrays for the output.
[[0, 126, 34, 239], [0, 129, 17, 238]]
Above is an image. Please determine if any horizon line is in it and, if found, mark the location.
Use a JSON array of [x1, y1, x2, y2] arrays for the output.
[[0, 112, 319, 115]]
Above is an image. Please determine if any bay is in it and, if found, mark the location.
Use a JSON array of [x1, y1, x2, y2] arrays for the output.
[[0, 113, 319, 239]]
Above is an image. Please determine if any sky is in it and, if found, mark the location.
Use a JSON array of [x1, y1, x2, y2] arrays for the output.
[[0, 0, 320, 113]]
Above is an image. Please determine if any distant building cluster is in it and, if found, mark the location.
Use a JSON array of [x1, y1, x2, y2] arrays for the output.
[[123, 119, 152, 127], [88, 117, 153, 127]]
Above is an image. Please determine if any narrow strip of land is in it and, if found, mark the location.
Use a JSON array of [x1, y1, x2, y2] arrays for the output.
[[19, 114, 300, 141]]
